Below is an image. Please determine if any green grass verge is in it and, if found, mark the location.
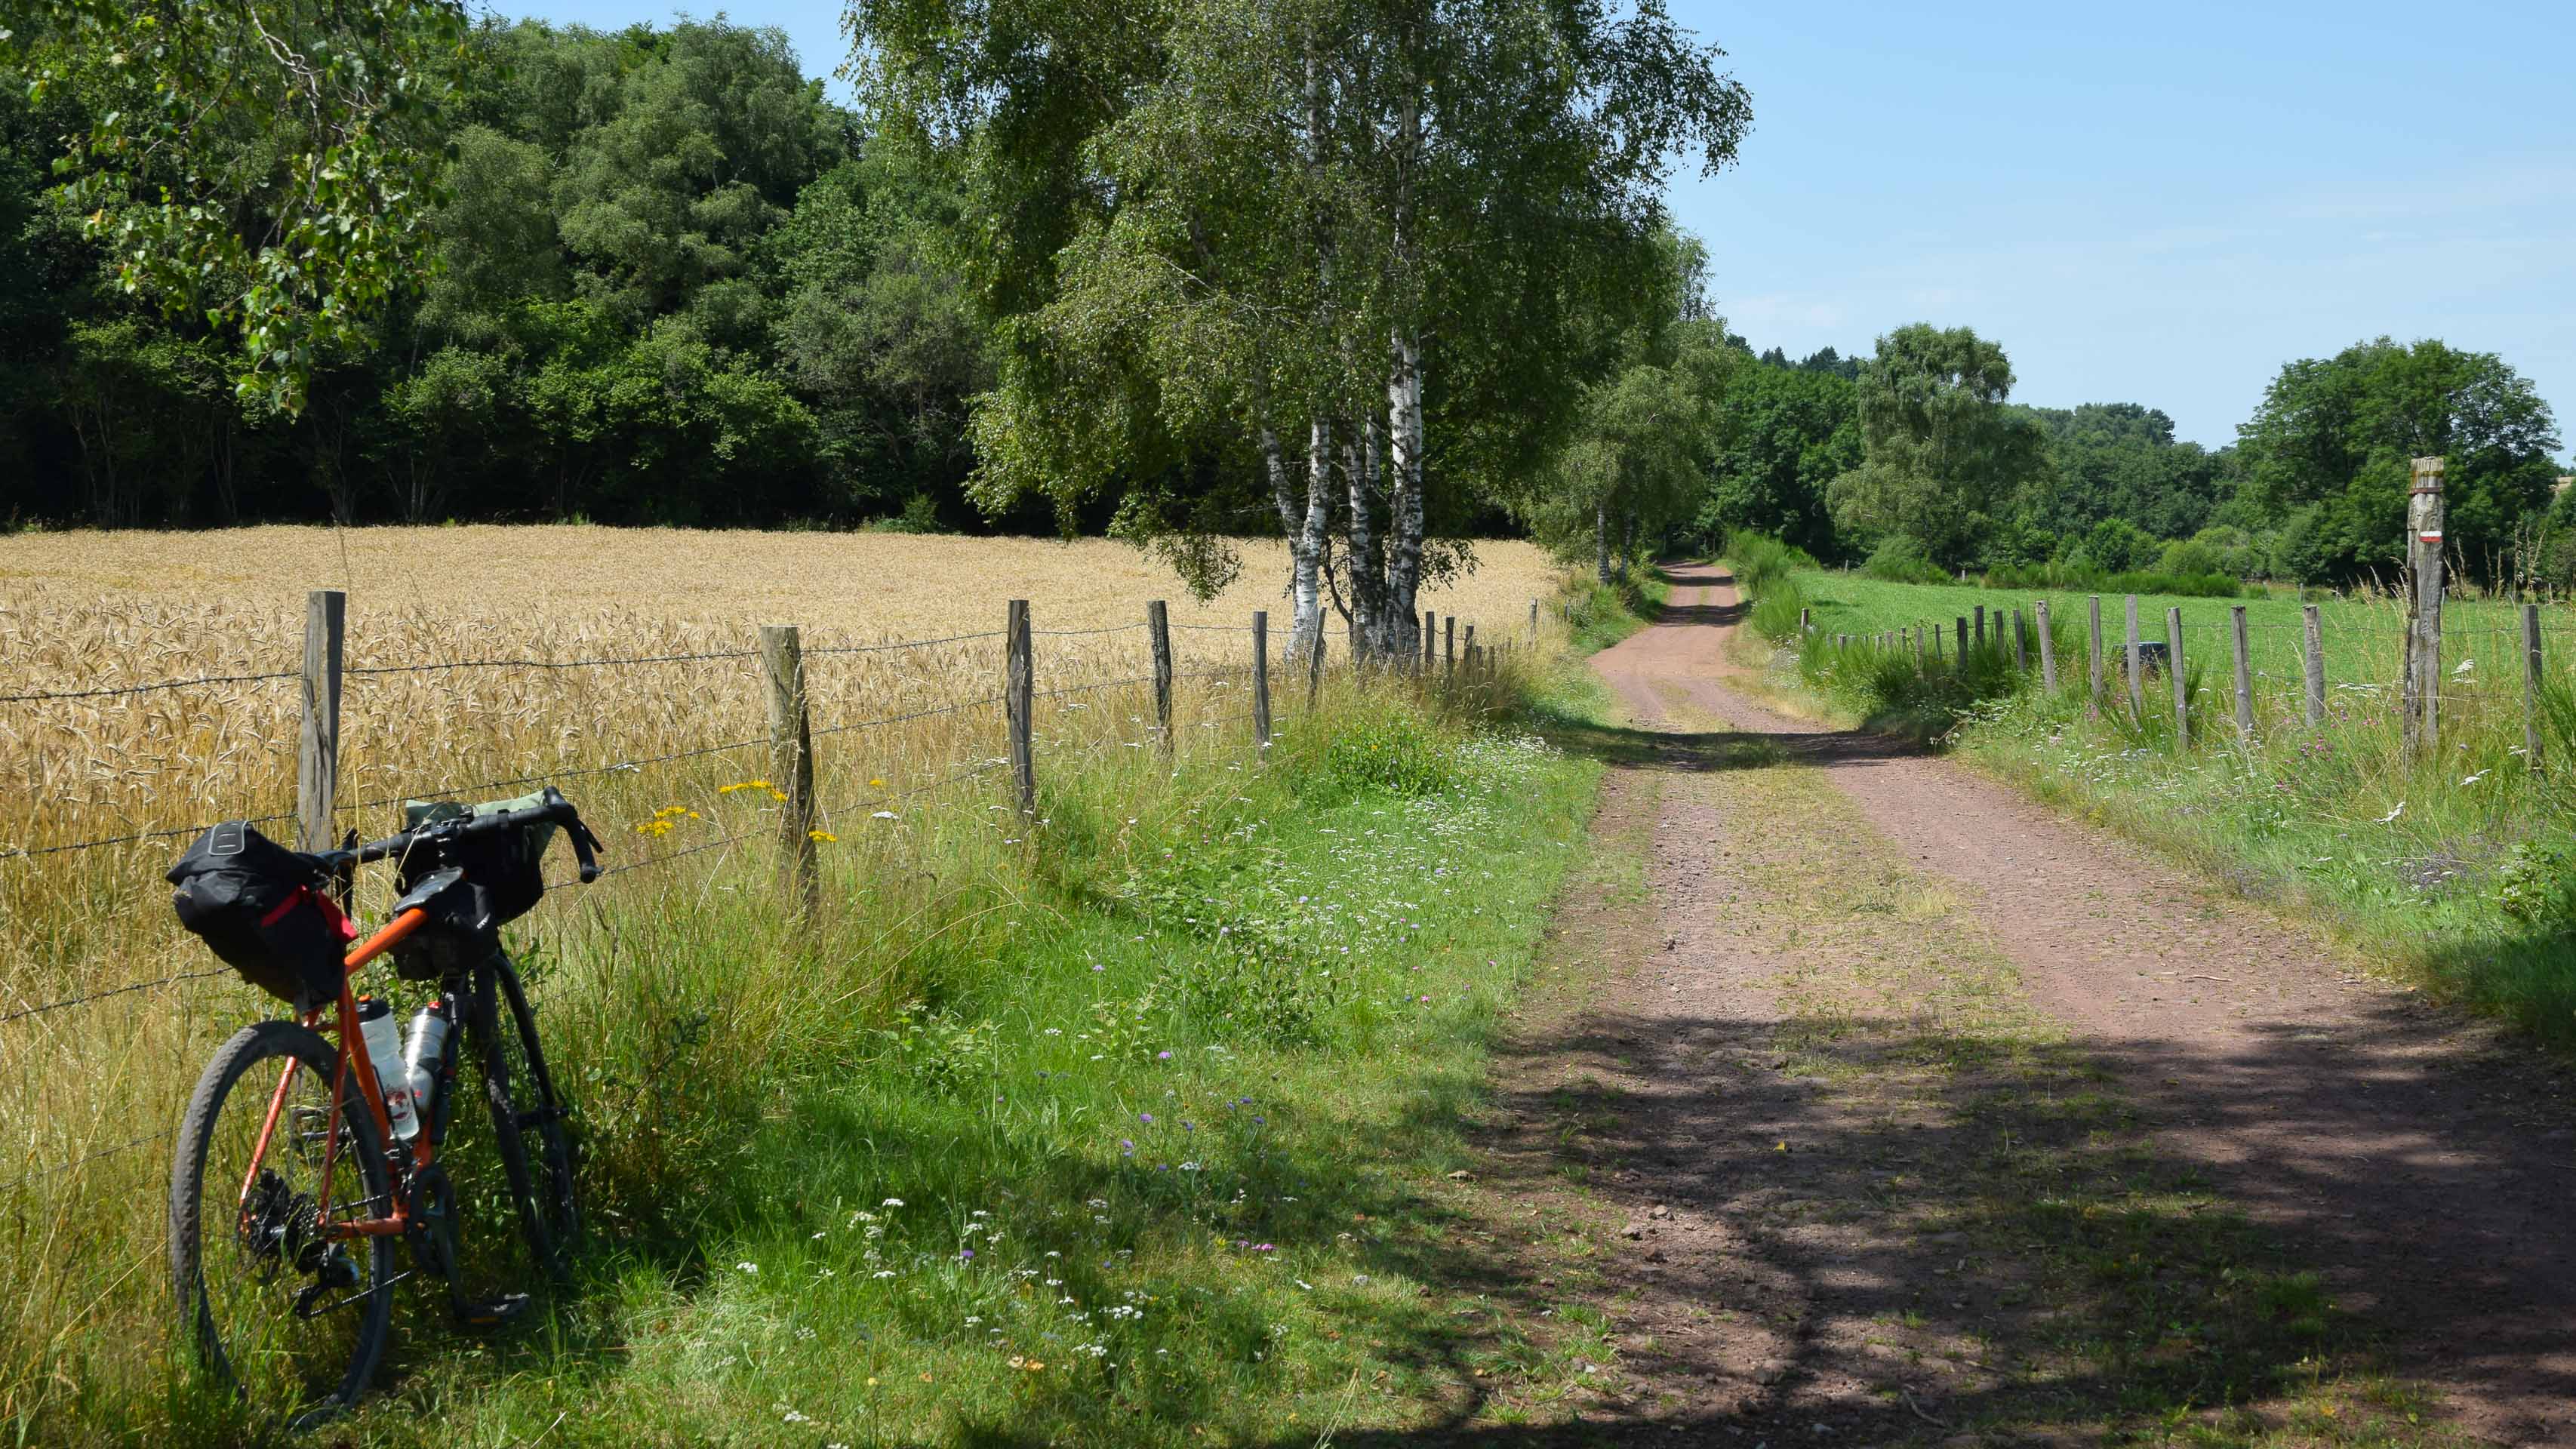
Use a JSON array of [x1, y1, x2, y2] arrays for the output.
[[1558, 568, 1673, 654], [39, 683, 1609, 1447]]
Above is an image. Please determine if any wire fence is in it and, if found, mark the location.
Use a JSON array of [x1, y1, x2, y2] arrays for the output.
[[2, 598, 1530, 1198]]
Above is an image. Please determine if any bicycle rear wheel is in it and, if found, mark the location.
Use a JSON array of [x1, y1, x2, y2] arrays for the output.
[[471, 955, 578, 1278], [169, 1019, 395, 1428]]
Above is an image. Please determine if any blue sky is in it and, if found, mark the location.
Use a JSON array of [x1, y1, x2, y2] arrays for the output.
[[511, 0, 2574, 450]]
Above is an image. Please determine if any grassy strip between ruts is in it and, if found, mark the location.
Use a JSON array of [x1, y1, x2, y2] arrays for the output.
[[43, 674, 1614, 1447]]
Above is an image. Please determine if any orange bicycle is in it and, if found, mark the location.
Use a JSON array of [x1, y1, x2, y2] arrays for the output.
[[164, 786, 602, 1426]]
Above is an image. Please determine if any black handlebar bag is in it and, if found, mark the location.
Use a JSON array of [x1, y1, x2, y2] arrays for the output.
[[168, 821, 355, 1010], [389, 792, 556, 980]]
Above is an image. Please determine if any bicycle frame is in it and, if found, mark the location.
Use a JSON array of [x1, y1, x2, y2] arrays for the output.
[[238, 905, 437, 1244]]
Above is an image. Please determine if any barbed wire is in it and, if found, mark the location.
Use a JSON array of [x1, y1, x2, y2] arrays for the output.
[[1030, 675, 1156, 703], [0, 1130, 177, 1195], [808, 631, 1006, 657], [1168, 623, 1254, 633], [1030, 623, 1146, 638], [0, 670, 297, 706], [0, 967, 232, 1028], [346, 648, 754, 677], [823, 759, 1006, 817], [346, 737, 771, 812], [813, 696, 1004, 739], [0, 811, 295, 864], [577, 824, 768, 884]]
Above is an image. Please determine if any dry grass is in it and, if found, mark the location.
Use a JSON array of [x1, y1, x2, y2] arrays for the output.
[[0, 525, 1565, 1432]]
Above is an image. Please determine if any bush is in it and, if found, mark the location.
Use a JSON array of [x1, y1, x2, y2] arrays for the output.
[[1747, 577, 1809, 643], [1304, 704, 1456, 801], [1862, 535, 1950, 584], [1725, 530, 1814, 598]]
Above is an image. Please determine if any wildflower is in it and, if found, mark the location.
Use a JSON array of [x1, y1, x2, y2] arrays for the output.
[[873, 811, 897, 820], [810, 829, 839, 842], [960, 1249, 976, 1260], [883, 1198, 906, 1208], [737, 1261, 759, 1275], [869, 777, 887, 787]]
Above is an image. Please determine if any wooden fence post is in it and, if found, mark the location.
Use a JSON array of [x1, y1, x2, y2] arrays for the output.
[[1147, 600, 1174, 757], [1423, 611, 1436, 675], [758, 624, 819, 909], [2525, 601, 2544, 773], [1006, 601, 1036, 816], [2165, 606, 2190, 752], [1913, 624, 1925, 665], [2402, 455, 2446, 761], [1955, 616, 1967, 658], [1528, 597, 1539, 646], [1445, 616, 1456, 682], [2230, 606, 2254, 743], [1974, 604, 1986, 648], [1307, 618, 1326, 708], [1800, 607, 1811, 634], [1251, 611, 1273, 747], [2125, 595, 2144, 718], [1930, 621, 1942, 660], [2011, 608, 2028, 672], [296, 589, 346, 855], [2036, 601, 2057, 691], [2303, 604, 2326, 727], [2087, 595, 2105, 713]]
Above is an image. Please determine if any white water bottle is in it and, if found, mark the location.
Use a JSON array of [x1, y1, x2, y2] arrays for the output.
[[403, 998, 453, 1125], [354, 996, 420, 1142]]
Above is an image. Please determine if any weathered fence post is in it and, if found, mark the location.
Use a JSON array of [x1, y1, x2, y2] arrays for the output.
[[1528, 597, 1539, 646], [758, 623, 819, 910], [2166, 606, 2190, 752], [2525, 601, 2544, 773], [2402, 455, 2446, 761], [2302, 604, 2326, 727], [1147, 600, 1174, 757], [1006, 601, 1036, 816], [296, 589, 346, 856], [1445, 616, 1457, 682], [1913, 624, 1925, 666], [1421, 611, 1435, 675], [2230, 606, 2254, 743], [1307, 618, 1326, 708], [2088, 595, 2105, 713], [1929, 621, 1942, 661], [2036, 601, 2057, 692], [1800, 607, 1811, 634], [2125, 595, 2144, 717], [1974, 604, 1986, 648], [1955, 616, 1968, 658], [1251, 611, 1273, 747], [2011, 608, 2028, 672]]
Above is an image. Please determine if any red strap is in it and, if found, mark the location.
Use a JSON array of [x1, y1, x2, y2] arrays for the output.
[[260, 885, 308, 927]]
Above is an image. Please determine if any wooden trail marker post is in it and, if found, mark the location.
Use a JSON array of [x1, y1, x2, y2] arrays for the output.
[[1251, 611, 1273, 747], [2088, 595, 2105, 713], [2125, 595, 2144, 718], [1005, 601, 1036, 817], [1306, 621, 1325, 709], [2302, 605, 2326, 727], [2525, 602, 2544, 773], [759, 623, 819, 911], [296, 589, 346, 856], [2230, 606, 2254, 743], [2036, 601, 2057, 691], [2401, 456, 2446, 761], [2165, 606, 2190, 752], [1147, 600, 1174, 757]]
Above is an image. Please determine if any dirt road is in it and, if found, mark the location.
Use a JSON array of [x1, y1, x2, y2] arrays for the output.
[[1460, 562, 2576, 1446]]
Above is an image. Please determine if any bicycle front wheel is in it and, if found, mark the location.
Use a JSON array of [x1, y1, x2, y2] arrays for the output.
[[169, 1019, 395, 1428], [472, 955, 578, 1278]]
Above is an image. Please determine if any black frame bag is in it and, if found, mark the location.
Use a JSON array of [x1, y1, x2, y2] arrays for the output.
[[168, 821, 355, 1009]]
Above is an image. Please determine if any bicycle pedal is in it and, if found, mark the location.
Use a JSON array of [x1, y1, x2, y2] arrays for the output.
[[450, 1292, 532, 1328]]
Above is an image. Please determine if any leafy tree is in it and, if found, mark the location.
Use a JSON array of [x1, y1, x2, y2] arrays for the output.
[[2237, 337, 2561, 584], [1533, 359, 1713, 580], [1691, 355, 1856, 558], [14, 0, 471, 413], [2018, 401, 2230, 540], [1826, 323, 2045, 567]]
